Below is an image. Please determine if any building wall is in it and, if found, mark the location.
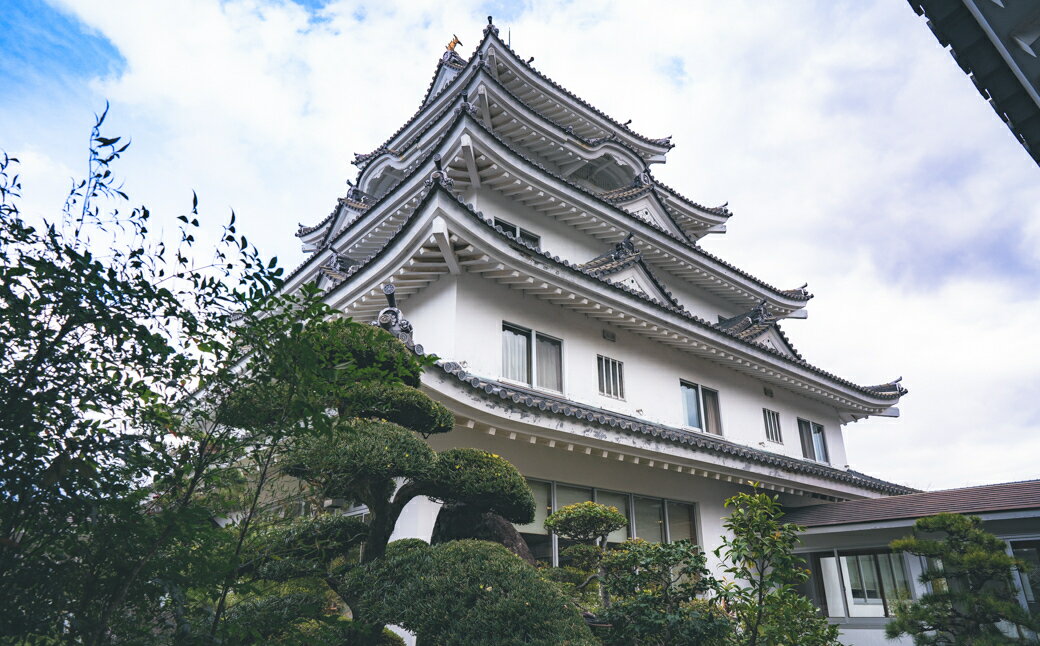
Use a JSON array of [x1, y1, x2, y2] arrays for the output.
[[406, 270, 848, 468]]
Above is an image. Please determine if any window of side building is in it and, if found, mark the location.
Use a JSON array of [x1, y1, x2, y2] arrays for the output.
[[801, 549, 914, 619], [514, 478, 698, 567]]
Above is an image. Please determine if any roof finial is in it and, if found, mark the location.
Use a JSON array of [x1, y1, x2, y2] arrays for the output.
[[484, 15, 500, 36], [446, 34, 462, 52]]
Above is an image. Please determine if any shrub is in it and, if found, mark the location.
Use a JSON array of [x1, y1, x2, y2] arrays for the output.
[[350, 539, 597, 646], [544, 501, 628, 545]]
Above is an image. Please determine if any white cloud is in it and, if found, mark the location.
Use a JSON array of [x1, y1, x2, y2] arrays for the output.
[[6, 0, 1038, 490]]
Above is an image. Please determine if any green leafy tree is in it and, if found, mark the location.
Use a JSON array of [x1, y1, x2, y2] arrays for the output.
[[543, 501, 629, 612], [886, 513, 1039, 645], [601, 538, 732, 646], [716, 488, 842, 646], [0, 107, 304, 644]]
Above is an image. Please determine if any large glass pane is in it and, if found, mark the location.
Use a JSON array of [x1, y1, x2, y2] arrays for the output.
[[634, 497, 664, 543], [812, 423, 829, 463], [597, 490, 631, 546], [877, 553, 911, 615], [556, 484, 593, 510], [1012, 540, 1040, 614], [702, 388, 722, 435], [814, 554, 848, 618], [798, 419, 814, 460], [535, 334, 562, 391], [666, 501, 696, 543], [680, 382, 701, 428], [515, 480, 552, 564], [501, 324, 530, 384], [841, 554, 886, 617]]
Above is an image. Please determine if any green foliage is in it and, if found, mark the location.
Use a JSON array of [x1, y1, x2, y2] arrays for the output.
[[283, 418, 436, 504], [350, 539, 597, 646], [601, 539, 732, 646], [886, 513, 1040, 645], [544, 501, 628, 545], [339, 382, 453, 436], [716, 488, 842, 646], [420, 448, 535, 523]]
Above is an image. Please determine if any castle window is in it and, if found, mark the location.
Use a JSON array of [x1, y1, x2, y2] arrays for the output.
[[763, 408, 783, 443], [597, 355, 625, 399], [494, 217, 541, 249], [681, 381, 722, 435], [798, 418, 829, 463], [501, 323, 562, 391]]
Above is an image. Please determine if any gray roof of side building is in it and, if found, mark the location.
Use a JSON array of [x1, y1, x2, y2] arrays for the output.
[[784, 478, 1040, 527]]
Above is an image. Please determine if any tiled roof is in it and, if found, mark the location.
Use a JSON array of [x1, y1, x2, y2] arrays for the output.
[[577, 236, 684, 309], [783, 479, 1040, 527], [433, 360, 914, 496], [311, 171, 905, 406]]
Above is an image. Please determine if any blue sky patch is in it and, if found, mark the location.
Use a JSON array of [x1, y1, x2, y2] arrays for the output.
[[0, 0, 125, 95]]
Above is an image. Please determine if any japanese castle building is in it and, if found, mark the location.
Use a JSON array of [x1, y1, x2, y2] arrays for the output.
[[284, 19, 1037, 645]]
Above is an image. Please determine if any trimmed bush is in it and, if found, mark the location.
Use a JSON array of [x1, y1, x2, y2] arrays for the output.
[[350, 540, 596, 646], [420, 448, 535, 524], [544, 501, 628, 545], [338, 383, 453, 436]]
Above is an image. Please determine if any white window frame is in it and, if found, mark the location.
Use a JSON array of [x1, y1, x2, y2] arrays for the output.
[[680, 380, 722, 435], [500, 322, 563, 393], [597, 354, 625, 399], [763, 408, 783, 443], [494, 217, 541, 249], [798, 418, 829, 463]]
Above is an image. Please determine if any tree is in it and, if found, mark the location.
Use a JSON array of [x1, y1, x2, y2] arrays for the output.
[[600, 539, 732, 646], [0, 107, 293, 644], [886, 513, 1039, 645], [716, 488, 842, 646], [543, 501, 629, 612]]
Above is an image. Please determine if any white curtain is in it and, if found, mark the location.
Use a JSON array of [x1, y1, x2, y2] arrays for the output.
[[502, 326, 530, 384], [536, 335, 562, 391]]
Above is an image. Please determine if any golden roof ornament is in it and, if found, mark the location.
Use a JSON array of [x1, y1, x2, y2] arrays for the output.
[[446, 34, 462, 52]]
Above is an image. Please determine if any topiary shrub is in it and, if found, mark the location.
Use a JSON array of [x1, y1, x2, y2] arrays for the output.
[[419, 448, 535, 524], [349, 539, 597, 646], [544, 501, 628, 545], [338, 383, 453, 436]]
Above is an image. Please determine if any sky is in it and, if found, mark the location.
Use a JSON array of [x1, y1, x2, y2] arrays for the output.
[[2, 0, 1038, 492]]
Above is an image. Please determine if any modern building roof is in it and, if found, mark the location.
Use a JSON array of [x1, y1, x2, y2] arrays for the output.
[[910, 0, 1040, 166], [784, 479, 1040, 527]]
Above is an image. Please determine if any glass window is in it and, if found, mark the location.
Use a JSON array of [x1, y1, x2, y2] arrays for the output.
[[502, 323, 530, 384], [515, 479, 553, 564], [598, 355, 624, 399], [535, 333, 562, 391], [702, 388, 722, 435], [805, 550, 912, 618], [798, 418, 829, 463], [634, 497, 664, 543], [666, 501, 696, 542], [596, 490, 631, 546], [501, 323, 562, 392], [1012, 539, 1040, 614], [555, 485, 593, 566], [681, 381, 702, 428]]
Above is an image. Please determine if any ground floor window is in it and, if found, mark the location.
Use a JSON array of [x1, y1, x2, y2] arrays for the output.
[[802, 549, 913, 618], [513, 478, 698, 566]]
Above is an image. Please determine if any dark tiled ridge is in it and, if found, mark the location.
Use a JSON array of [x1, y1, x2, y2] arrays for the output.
[[783, 479, 1040, 527], [434, 360, 914, 496]]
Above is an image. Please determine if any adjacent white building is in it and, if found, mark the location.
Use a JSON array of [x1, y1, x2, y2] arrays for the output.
[[281, 19, 1021, 645]]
